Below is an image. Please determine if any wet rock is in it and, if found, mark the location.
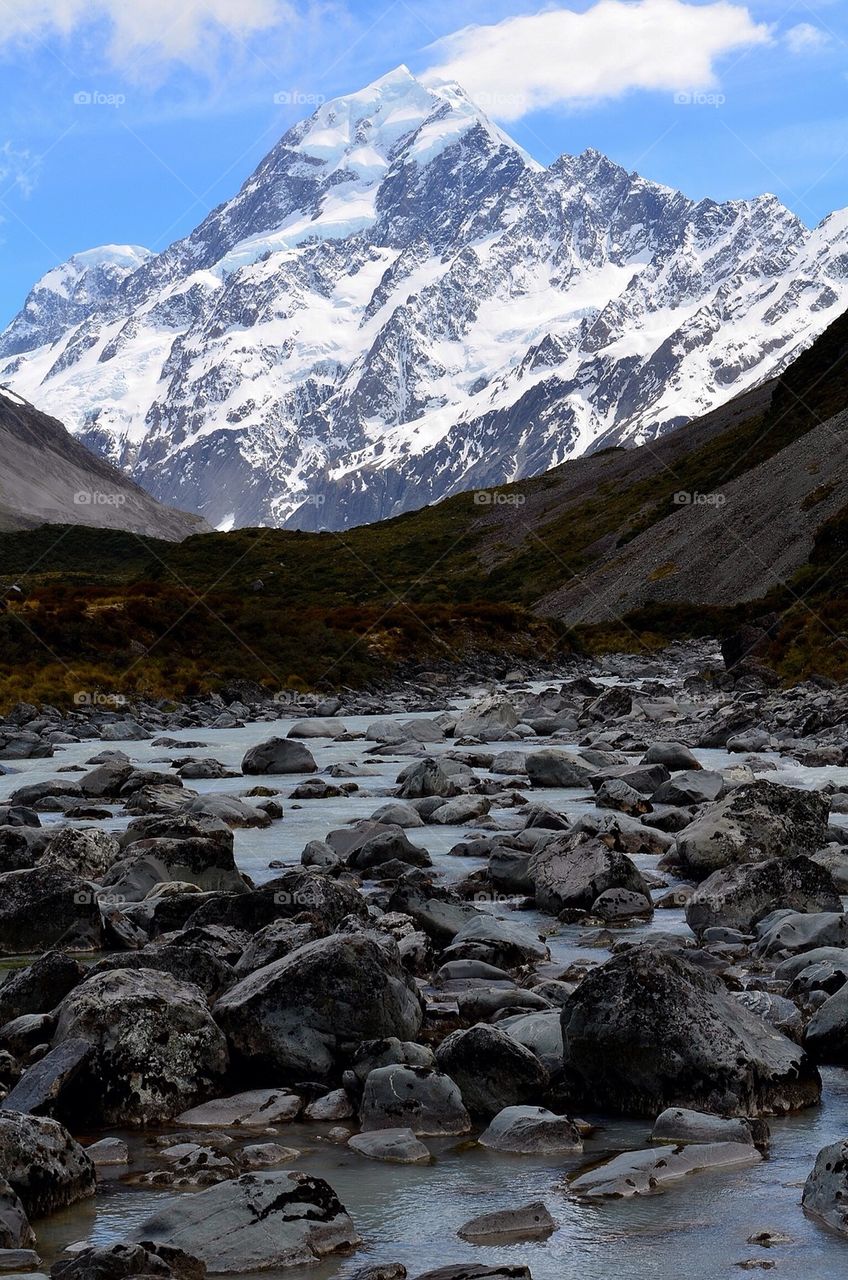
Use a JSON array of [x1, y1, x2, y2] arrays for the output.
[[241, 740, 317, 775], [652, 771, 724, 807], [569, 1141, 761, 1198], [0, 1111, 95, 1216], [457, 1202, 554, 1243], [304, 1090, 353, 1121], [131, 1172, 360, 1272], [414, 1266, 531, 1280], [233, 920, 322, 978], [591, 888, 653, 921], [346, 829, 431, 872], [0, 954, 83, 1027], [477, 1106, 582, 1154], [642, 743, 702, 771], [87, 946, 236, 1003], [101, 839, 249, 902], [395, 761, 460, 800], [804, 983, 848, 1063], [524, 751, 593, 788], [215, 934, 422, 1082], [529, 832, 650, 915], [50, 969, 229, 1126], [734, 991, 803, 1041], [754, 911, 848, 957], [360, 1065, 470, 1135], [1, 1038, 93, 1116], [37, 828, 121, 880], [0, 867, 103, 956], [287, 720, 346, 739], [176, 1090, 301, 1128], [560, 947, 821, 1116], [369, 803, 425, 829], [455, 697, 518, 741], [0, 1179, 35, 1250], [85, 1137, 129, 1166], [686, 857, 842, 937], [651, 1108, 763, 1147], [431, 796, 491, 825], [593, 779, 651, 816], [435, 1024, 548, 1117], [802, 1138, 848, 1236], [496, 1011, 563, 1070], [50, 1241, 204, 1280], [348, 1128, 430, 1164], [674, 782, 830, 878], [443, 915, 549, 968]]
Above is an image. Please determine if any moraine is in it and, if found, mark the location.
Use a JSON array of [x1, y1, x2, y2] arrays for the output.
[[1, 643, 848, 1279]]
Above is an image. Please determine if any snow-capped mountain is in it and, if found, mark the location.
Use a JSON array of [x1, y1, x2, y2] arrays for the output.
[[3, 65, 848, 531]]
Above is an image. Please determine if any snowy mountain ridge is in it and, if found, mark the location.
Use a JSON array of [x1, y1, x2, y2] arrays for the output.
[[2, 65, 848, 531]]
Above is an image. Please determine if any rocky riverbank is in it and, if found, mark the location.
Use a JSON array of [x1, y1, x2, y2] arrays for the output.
[[0, 641, 847, 1279]]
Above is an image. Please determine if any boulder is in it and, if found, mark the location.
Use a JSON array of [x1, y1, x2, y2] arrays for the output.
[[50, 1242, 204, 1280], [0, 953, 83, 1026], [0, 1111, 94, 1216], [0, 1176, 35, 1249], [685, 857, 842, 937], [652, 771, 724, 807], [395, 761, 460, 800], [651, 1107, 761, 1146], [359, 1065, 470, 1135], [444, 915, 549, 968], [287, 720, 346, 739], [673, 782, 830, 878], [131, 1172, 360, 1271], [529, 832, 650, 915], [101, 840, 249, 902], [642, 743, 702, 771], [214, 934, 422, 1081], [457, 1202, 554, 1243], [50, 968, 229, 1125], [593, 779, 651, 816], [454, 697, 518, 741], [569, 1141, 761, 1199], [176, 1090, 301, 1127], [477, 1106, 582, 1154], [38, 828, 121, 880], [560, 947, 820, 1116], [0, 867, 102, 955], [524, 751, 593, 788], [435, 1024, 548, 1117], [804, 984, 848, 1063], [754, 911, 848, 957], [803, 1139, 848, 1236], [241, 740, 317, 775], [348, 1129, 430, 1164]]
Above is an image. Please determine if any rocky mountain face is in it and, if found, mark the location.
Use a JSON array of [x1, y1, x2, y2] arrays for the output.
[[0, 388, 207, 540], [3, 65, 848, 532]]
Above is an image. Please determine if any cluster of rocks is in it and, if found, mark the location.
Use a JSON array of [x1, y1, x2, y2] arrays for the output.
[[0, 642, 847, 1274]]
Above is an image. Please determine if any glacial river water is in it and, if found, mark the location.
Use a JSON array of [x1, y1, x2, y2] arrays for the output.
[[2, 686, 848, 1280]]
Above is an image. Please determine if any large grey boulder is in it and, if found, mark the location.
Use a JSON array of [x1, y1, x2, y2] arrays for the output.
[[560, 947, 821, 1116], [348, 1128, 430, 1164], [395, 760, 460, 800], [524, 750, 593, 788], [101, 839, 249, 902], [287, 719, 345, 739], [529, 832, 650, 916], [477, 1106, 582, 1154], [215, 934, 422, 1082], [241, 739, 317, 775], [803, 1139, 848, 1236], [642, 743, 702, 771], [569, 1141, 761, 1199], [673, 781, 830, 878], [651, 1107, 761, 1146], [50, 968, 229, 1126], [0, 1111, 95, 1216], [754, 911, 848, 957], [38, 828, 121, 880], [0, 952, 83, 1026], [435, 1024, 548, 1117], [359, 1065, 470, 1135], [132, 1172, 360, 1272], [685, 856, 842, 937], [0, 867, 102, 955], [652, 771, 724, 807], [0, 1177, 35, 1249], [455, 697, 518, 741], [457, 1202, 554, 1243], [804, 984, 848, 1063]]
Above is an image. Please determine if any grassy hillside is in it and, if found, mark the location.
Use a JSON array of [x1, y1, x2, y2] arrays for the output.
[[2, 308, 848, 706]]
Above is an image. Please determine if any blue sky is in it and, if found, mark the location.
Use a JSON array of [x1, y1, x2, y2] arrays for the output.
[[0, 0, 846, 325]]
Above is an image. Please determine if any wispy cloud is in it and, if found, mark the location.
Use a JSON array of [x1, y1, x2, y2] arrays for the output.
[[784, 22, 830, 55], [0, 0, 294, 75], [0, 142, 39, 197], [423, 0, 771, 121]]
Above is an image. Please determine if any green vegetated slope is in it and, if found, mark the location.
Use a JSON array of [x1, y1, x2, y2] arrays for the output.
[[2, 308, 848, 705]]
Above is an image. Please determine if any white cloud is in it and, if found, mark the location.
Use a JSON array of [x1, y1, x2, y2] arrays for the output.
[[423, 0, 771, 120], [0, 143, 39, 198], [0, 0, 291, 69], [784, 22, 830, 55]]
